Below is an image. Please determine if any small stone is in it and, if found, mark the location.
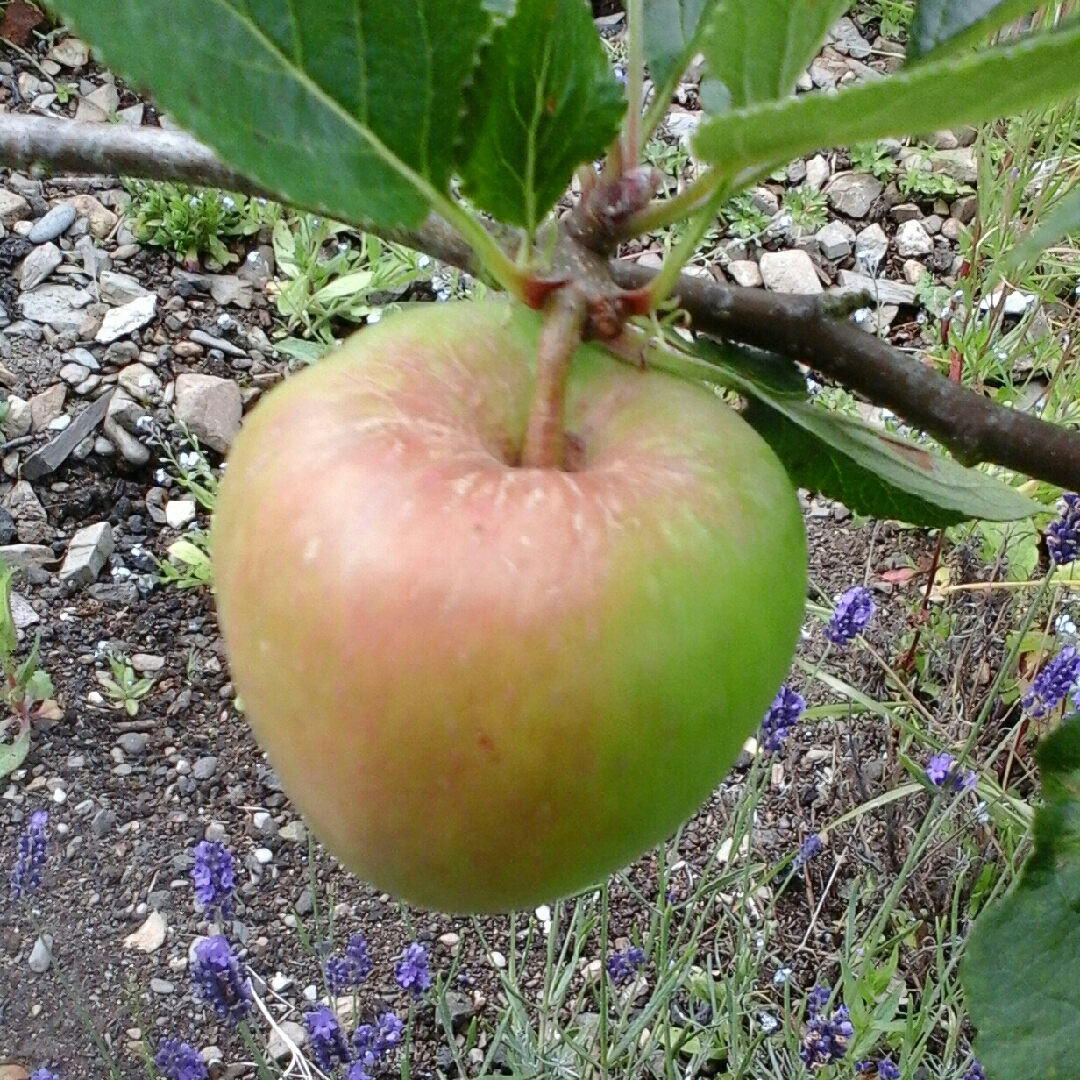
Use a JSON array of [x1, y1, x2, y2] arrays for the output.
[[940, 217, 964, 241], [896, 219, 934, 258], [204, 821, 228, 843], [826, 173, 883, 218], [188, 329, 247, 358], [835, 269, 917, 306], [117, 732, 149, 757], [724, 260, 762, 288], [830, 16, 871, 58], [103, 418, 149, 465], [0, 190, 31, 228], [22, 391, 112, 482], [19, 241, 62, 290], [67, 194, 118, 240], [192, 755, 218, 781], [47, 37, 90, 67], [208, 275, 253, 309], [253, 847, 273, 865], [29, 384, 67, 432], [2, 396, 32, 438], [117, 362, 163, 402], [903, 259, 927, 285], [28, 204, 77, 244], [855, 223, 888, 273], [267, 1021, 308, 1062], [0, 544, 54, 571], [10, 591, 38, 630], [952, 194, 978, 223], [125, 910, 167, 953], [815, 220, 855, 261], [5, 481, 49, 544], [29, 934, 53, 973], [96, 293, 157, 344], [18, 284, 92, 332], [88, 580, 139, 604], [933, 147, 978, 185], [99, 270, 151, 306], [59, 521, 114, 584], [922, 214, 943, 236], [60, 363, 90, 385], [759, 250, 822, 295], [174, 373, 242, 453], [0, 508, 14, 545], [117, 103, 145, 125], [279, 820, 307, 844], [131, 653, 165, 674], [74, 83, 120, 123], [165, 500, 197, 529], [805, 155, 830, 192], [149, 978, 175, 995], [91, 806, 118, 837]]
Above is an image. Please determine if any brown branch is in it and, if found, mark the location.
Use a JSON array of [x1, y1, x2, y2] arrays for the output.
[[612, 262, 1080, 490], [4, 114, 1079, 490]]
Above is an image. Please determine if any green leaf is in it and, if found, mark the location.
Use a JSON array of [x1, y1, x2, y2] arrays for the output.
[[693, 22, 1080, 174], [0, 558, 16, 657], [1005, 185, 1080, 271], [25, 669, 54, 706], [963, 720, 1080, 1080], [694, 341, 1041, 527], [0, 727, 30, 780], [457, 0, 625, 231], [643, 0, 711, 94], [53, 0, 493, 229], [908, 0, 1042, 62], [700, 0, 851, 110]]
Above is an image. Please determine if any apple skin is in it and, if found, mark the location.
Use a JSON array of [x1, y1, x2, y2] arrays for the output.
[[212, 300, 807, 914]]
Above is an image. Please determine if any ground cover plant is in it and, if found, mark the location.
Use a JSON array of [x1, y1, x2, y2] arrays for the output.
[[2, 0, 1080, 1077]]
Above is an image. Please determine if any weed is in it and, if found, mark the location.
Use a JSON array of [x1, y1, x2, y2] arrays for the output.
[[858, 0, 914, 39], [96, 654, 154, 717], [898, 165, 972, 200], [720, 193, 773, 239], [783, 185, 829, 231], [156, 532, 214, 590], [849, 141, 898, 181], [123, 180, 276, 268], [269, 214, 427, 355]]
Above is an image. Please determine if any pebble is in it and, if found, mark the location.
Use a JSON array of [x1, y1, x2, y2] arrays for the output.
[[91, 807, 117, 838], [267, 1021, 308, 1062], [896, 219, 934, 257], [192, 755, 218, 781], [96, 293, 157, 344], [2, 397, 32, 439], [726, 260, 764, 288], [149, 978, 175, 995], [189, 329, 247, 358], [47, 37, 90, 68], [28, 203, 77, 244], [19, 242, 63, 291], [59, 521, 114, 584], [253, 847, 273, 865], [18, 284, 92, 332], [826, 173, 883, 219], [759, 250, 822, 295], [903, 259, 927, 285], [99, 270, 151, 306], [117, 731, 149, 755], [278, 820, 306, 844], [805, 155, 830, 192], [125, 910, 167, 953], [29, 935, 53, 973], [165, 500, 197, 529], [815, 220, 855, 260], [204, 821, 228, 843], [0, 190, 31, 227], [132, 653, 165, 674], [855, 223, 888, 273], [174, 373, 242, 453]]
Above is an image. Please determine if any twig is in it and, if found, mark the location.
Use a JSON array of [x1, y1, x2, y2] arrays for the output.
[[611, 261, 1080, 489], [4, 114, 1080, 488]]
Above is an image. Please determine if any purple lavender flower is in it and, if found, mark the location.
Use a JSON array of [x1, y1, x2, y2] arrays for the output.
[[1047, 493, 1080, 565], [190, 935, 251, 1024], [353, 1012, 405, 1070], [826, 586, 876, 646], [304, 1005, 351, 1073], [325, 931, 374, 994], [856, 1061, 899, 1079], [793, 834, 823, 870], [154, 1039, 208, 1080], [394, 942, 431, 995], [760, 684, 806, 752], [29, 1071, 59, 1080], [964, 1062, 986, 1080], [1022, 646, 1080, 717], [606, 945, 646, 985], [926, 752, 977, 793], [347, 1064, 371, 1080], [10, 810, 48, 898], [800, 986, 853, 1067], [191, 840, 235, 922]]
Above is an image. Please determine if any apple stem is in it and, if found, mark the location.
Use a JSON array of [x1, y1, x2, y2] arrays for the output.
[[521, 288, 587, 470]]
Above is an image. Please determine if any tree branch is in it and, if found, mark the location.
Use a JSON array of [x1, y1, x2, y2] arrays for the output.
[[3, 113, 1078, 490], [610, 265, 1080, 491]]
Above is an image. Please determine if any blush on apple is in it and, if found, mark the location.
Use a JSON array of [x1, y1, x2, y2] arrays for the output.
[[212, 300, 807, 913]]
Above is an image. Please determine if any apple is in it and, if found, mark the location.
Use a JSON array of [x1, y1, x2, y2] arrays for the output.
[[212, 300, 807, 913]]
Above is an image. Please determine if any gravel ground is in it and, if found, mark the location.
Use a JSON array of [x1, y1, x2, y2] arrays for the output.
[[0, 6, 1054, 1076]]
